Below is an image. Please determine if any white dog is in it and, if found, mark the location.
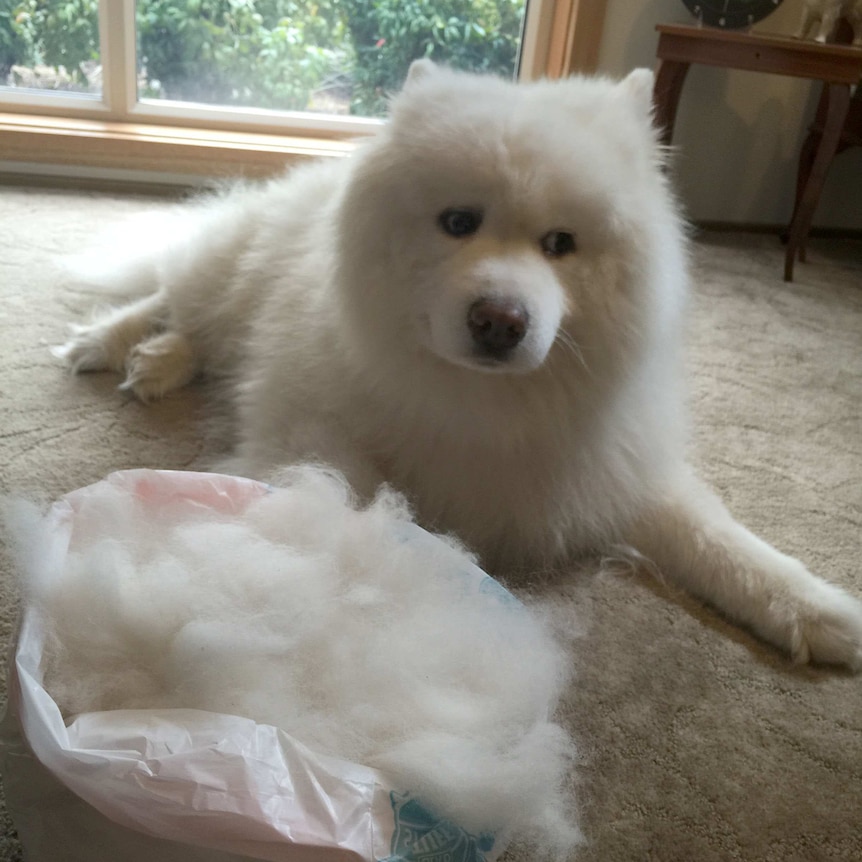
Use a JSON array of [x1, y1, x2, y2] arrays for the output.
[[56, 61, 862, 669]]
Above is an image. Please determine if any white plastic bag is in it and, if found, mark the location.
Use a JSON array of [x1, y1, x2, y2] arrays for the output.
[[1, 470, 511, 862]]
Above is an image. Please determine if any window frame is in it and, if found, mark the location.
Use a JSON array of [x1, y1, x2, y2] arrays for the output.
[[0, 0, 606, 181]]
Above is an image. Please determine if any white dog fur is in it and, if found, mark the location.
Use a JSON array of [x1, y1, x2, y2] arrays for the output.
[[56, 61, 862, 670]]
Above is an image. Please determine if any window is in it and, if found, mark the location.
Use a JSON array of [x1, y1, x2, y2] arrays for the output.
[[1, 0, 102, 96], [0, 1, 606, 180]]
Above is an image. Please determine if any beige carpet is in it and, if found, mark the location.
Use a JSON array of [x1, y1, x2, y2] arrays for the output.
[[0, 185, 861, 861]]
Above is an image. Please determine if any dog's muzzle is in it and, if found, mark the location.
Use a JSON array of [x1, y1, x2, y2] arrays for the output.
[[468, 298, 529, 361]]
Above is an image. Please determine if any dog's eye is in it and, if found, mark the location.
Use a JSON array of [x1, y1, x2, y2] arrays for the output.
[[541, 230, 577, 257], [439, 208, 483, 238]]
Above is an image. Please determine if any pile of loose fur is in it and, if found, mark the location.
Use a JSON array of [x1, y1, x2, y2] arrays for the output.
[[8, 466, 580, 855]]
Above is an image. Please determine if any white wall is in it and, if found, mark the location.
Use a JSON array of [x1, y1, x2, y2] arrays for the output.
[[595, 0, 862, 229]]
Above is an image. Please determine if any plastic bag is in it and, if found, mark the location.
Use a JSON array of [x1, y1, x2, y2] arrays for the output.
[[0, 470, 509, 862]]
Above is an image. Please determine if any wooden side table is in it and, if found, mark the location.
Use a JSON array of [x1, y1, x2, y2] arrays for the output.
[[652, 23, 862, 281]]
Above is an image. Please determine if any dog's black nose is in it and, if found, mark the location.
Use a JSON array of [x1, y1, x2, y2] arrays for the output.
[[468, 299, 529, 355]]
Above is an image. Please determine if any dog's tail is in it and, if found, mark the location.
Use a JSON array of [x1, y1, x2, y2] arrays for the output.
[[61, 208, 196, 299]]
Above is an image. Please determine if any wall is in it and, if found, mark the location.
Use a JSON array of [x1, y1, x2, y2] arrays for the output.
[[595, 0, 862, 229]]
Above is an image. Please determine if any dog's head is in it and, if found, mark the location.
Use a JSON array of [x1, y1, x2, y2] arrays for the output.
[[336, 61, 686, 382]]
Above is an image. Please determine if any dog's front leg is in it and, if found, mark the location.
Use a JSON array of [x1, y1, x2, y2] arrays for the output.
[[628, 472, 862, 670]]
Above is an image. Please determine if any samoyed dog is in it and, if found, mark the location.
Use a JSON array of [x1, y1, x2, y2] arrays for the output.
[[56, 61, 862, 669]]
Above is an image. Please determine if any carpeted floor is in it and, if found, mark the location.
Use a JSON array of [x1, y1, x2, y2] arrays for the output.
[[0, 185, 861, 861]]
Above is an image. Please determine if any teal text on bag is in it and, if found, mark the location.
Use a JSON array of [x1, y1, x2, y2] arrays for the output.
[[381, 792, 495, 862]]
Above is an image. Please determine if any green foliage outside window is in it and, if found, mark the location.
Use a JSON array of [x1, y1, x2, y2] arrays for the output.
[[0, 0, 30, 78], [3, 0, 99, 84], [342, 0, 522, 115], [135, 0, 351, 109], [1, 0, 523, 115]]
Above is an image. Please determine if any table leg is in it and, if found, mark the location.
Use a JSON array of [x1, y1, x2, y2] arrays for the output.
[[790, 129, 820, 263], [652, 59, 690, 147], [784, 82, 851, 281]]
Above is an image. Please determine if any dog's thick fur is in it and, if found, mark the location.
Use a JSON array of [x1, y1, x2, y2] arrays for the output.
[[57, 62, 862, 669]]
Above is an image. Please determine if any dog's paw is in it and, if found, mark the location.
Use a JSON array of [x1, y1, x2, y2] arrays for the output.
[[120, 332, 197, 401], [52, 322, 128, 374], [786, 580, 862, 671]]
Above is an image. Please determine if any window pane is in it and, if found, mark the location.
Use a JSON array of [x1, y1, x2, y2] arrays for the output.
[[0, 0, 101, 95], [136, 0, 525, 117]]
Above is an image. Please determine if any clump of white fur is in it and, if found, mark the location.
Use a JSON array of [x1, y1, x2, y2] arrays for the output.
[[10, 466, 580, 855]]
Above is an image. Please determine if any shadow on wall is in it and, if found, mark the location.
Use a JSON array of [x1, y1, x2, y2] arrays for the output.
[[596, 0, 860, 229], [670, 66, 820, 225]]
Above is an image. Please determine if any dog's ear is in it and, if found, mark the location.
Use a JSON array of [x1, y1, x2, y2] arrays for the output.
[[616, 68, 655, 124], [405, 58, 438, 87]]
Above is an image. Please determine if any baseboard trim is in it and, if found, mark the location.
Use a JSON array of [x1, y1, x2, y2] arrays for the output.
[[2, 181, 862, 238], [0, 168, 206, 197], [695, 221, 862, 240]]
